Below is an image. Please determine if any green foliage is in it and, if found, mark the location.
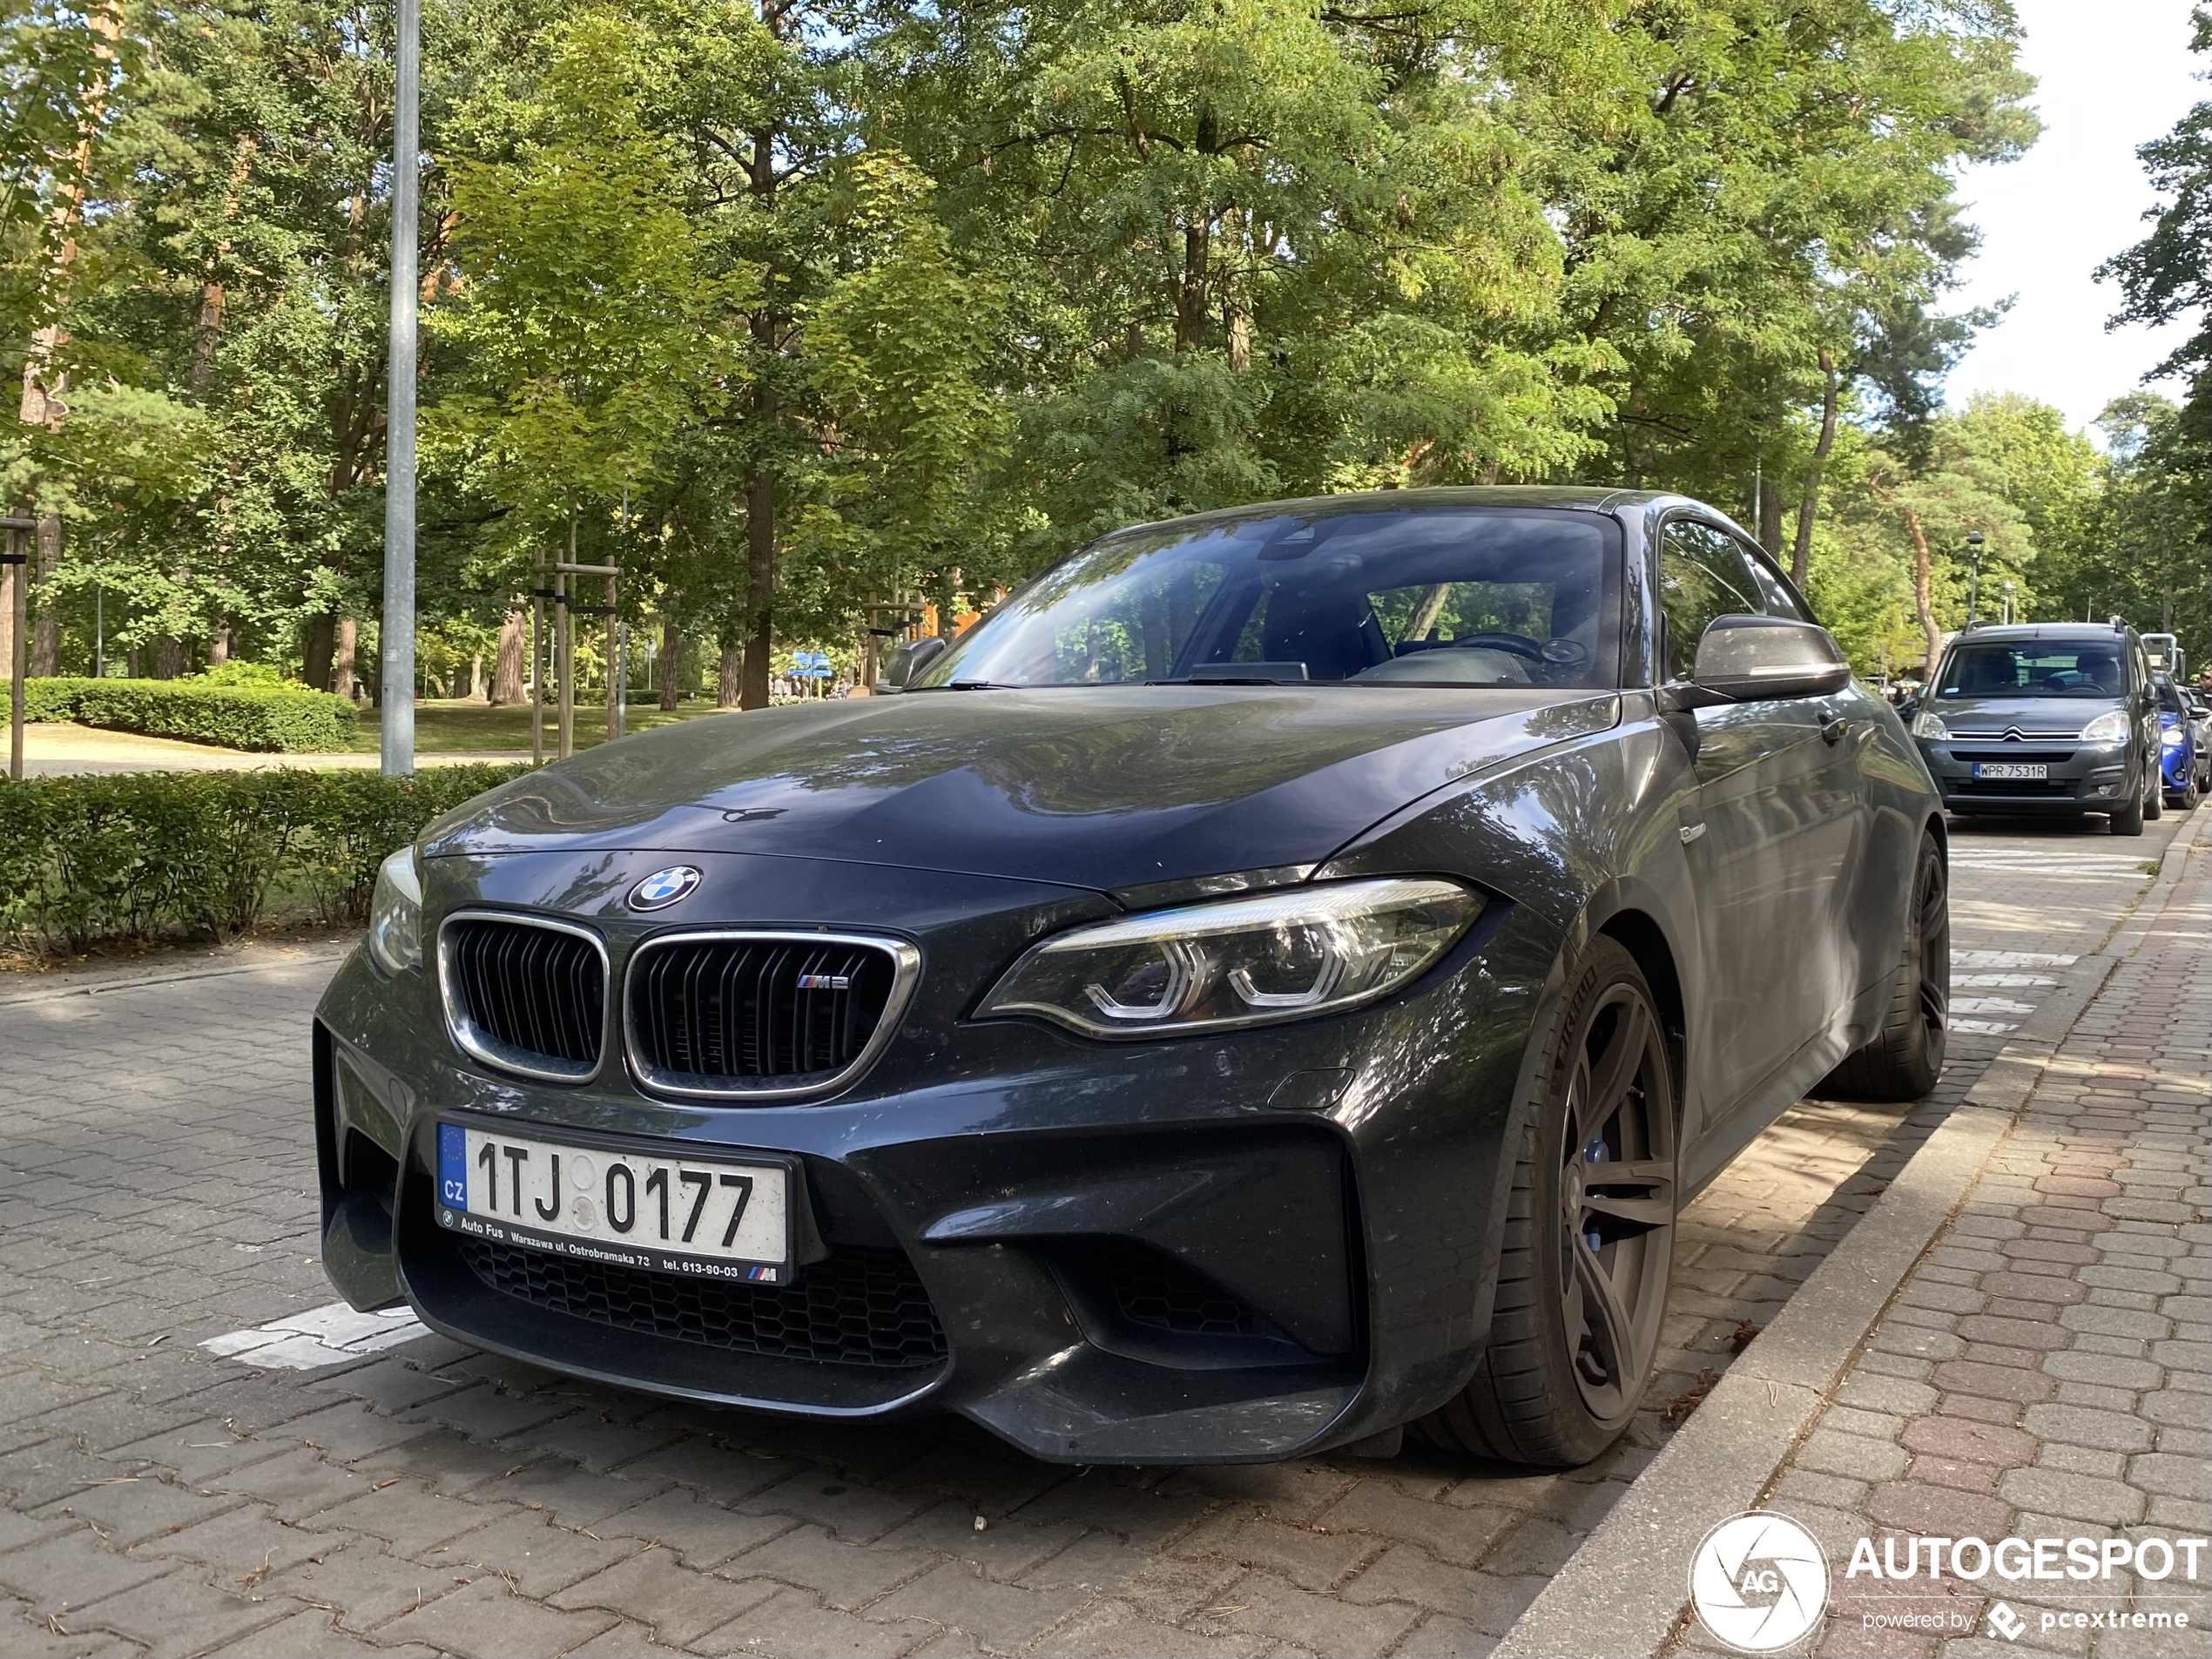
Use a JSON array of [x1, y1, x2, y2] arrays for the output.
[[0, 765, 529, 951], [25, 677, 360, 751], [13, 0, 2081, 696]]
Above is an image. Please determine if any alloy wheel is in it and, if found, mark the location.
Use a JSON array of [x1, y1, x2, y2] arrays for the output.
[[1916, 851, 1951, 1049], [1556, 984, 1676, 1422]]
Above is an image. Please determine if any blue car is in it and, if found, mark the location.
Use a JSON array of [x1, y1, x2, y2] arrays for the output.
[[2157, 674, 2201, 809]]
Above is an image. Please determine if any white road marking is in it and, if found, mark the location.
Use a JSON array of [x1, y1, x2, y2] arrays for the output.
[[1950, 996, 2038, 1016], [200, 1301, 425, 1370], [1943, 952, 2078, 1036], [1948, 855, 2150, 878], [1954, 951, 2080, 969]]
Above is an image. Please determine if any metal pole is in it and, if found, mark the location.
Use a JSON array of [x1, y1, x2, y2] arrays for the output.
[[94, 583, 102, 679], [6, 529, 25, 781], [380, 0, 420, 777], [1964, 530, 1984, 628]]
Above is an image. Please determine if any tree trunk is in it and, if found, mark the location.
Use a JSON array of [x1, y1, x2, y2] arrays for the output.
[[1905, 506, 1942, 680], [155, 638, 188, 678], [659, 617, 682, 711], [26, 515, 61, 677], [1757, 475, 1783, 558], [207, 623, 230, 665], [743, 455, 774, 709], [1791, 348, 1839, 590], [490, 610, 525, 705], [303, 613, 336, 691], [1176, 221, 1211, 353], [718, 642, 741, 709], [334, 617, 358, 700]]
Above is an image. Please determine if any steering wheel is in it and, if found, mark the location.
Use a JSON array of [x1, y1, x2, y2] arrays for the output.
[[1447, 631, 1547, 662]]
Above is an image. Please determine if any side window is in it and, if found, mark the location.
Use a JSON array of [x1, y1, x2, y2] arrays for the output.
[[1658, 520, 1763, 681], [1732, 536, 1810, 622]]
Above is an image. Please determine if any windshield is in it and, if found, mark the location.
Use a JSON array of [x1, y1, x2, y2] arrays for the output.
[[917, 508, 1622, 691], [1936, 641, 2124, 699]]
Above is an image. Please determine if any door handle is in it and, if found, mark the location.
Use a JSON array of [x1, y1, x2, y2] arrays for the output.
[[1819, 711, 1849, 745]]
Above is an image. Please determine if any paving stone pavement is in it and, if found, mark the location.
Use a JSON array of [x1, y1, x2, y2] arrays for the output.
[[0, 818, 2187, 1659], [1672, 823, 2212, 1659]]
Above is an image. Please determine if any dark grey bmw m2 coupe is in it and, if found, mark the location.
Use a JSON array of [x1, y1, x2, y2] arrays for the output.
[[314, 487, 1949, 1469]]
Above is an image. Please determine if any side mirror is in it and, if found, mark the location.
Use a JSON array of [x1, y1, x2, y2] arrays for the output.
[[1689, 616, 1852, 703], [876, 635, 948, 694]]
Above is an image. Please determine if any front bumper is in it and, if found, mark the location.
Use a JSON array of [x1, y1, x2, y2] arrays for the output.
[[314, 850, 1549, 1464], [2160, 740, 2193, 792], [1916, 738, 2134, 815]]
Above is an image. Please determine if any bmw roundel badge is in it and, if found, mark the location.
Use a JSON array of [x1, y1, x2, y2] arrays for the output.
[[628, 866, 703, 911]]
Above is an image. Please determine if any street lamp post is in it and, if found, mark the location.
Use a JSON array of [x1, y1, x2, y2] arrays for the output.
[[2001, 580, 2014, 627], [1965, 530, 1985, 627], [381, 0, 420, 778]]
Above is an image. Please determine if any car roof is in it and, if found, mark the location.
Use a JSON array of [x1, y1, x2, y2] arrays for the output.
[[1950, 624, 2134, 644], [1104, 484, 1693, 541]]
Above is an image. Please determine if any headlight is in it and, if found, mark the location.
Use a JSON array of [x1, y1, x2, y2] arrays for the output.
[[2080, 710, 2130, 744], [366, 846, 424, 974], [2162, 726, 2185, 747], [1911, 711, 1947, 739], [978, 878, 1480, 1039]]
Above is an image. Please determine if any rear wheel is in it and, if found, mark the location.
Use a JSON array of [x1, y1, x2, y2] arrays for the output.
[[1420, 937, 1676, 1467], [1817, 833, 1950, 1103]]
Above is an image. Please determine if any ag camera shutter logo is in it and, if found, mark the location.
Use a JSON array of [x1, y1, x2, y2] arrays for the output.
[[1690, 1511, 1831, 1652]]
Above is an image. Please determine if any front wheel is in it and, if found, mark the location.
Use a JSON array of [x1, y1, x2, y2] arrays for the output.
[[2111, 789, 2146, 835], [1817, 832, 1950, 1102], [1419, 937, 1676, 1467], [2144, 774, 2162, 819]]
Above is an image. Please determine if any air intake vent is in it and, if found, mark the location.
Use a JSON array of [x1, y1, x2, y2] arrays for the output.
[[440, 915, 607, 1080], [625, 933, 917, 1100], [459, 1237, 947, 1368], [1104, 1239, 1285, 1340]]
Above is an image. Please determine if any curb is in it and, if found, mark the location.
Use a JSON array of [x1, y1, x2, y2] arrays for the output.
[[0, 936, 356, 1007], [1493, 813, 2210, 1659]]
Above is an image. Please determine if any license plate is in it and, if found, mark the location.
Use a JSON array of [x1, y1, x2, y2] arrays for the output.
[[1973, 762, 2047, 780], [436, 1124, 792, 1283]]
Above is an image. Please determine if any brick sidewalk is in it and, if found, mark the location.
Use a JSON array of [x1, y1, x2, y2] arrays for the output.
[[1693, 833, 2212, 1658], [0, 825, 2186, 1659]]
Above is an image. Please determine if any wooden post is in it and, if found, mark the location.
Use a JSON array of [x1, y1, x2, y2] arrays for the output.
[[556, 563, 572, 760], [604, 569, 622, 742]]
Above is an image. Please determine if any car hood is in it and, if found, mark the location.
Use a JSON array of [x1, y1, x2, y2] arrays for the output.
[[1931, 696, 2117, 737], [425, 686, 1619, 894]]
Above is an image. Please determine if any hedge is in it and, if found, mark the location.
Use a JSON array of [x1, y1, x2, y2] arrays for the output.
[[0, 765, 530, 954], [27, 677, 361, 752]]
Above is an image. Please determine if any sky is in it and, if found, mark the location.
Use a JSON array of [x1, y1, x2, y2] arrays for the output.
[[1943, 0, 2205, 435]]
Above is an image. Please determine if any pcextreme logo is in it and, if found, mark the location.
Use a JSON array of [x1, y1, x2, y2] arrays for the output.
[[1689, 1511, 1831, 1652]]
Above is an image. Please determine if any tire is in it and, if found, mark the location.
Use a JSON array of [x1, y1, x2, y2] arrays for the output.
[[2144, 773, 2161, 819], [2111, 790, 2145, 835], [1817, 833, 1950, 1103], [2174, 775, 2200, 812], [1419, 936, 1676, 1467]]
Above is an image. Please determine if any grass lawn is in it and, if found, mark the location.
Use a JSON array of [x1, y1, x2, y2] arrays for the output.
[[342, 697, 741, 753]]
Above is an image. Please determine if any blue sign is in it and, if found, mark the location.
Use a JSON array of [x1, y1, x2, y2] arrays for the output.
[[438, 1123, 469, 1210]]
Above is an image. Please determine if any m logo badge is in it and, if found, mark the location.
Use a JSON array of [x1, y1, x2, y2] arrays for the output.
[[628, 867, 703, 911]]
